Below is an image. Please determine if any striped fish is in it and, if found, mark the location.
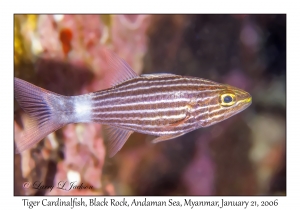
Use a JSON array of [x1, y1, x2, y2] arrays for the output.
[[14, 49, 252, 157]]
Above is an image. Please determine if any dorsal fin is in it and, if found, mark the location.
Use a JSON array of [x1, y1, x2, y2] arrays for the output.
[[101, 48, 139, 87], [141, 73, 179, 78]]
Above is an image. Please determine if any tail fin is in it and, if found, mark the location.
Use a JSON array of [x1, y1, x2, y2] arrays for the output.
[[14, 78, 70, 154]]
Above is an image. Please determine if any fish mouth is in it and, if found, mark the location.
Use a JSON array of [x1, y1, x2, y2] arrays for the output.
[[239, 96, 252, 104], [236, 96, 252, 111]]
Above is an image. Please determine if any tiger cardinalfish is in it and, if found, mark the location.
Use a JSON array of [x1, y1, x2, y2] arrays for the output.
[[14, 49, 252, 157]]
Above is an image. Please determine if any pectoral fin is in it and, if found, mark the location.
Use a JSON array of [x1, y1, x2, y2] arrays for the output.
[[103, 125, 134, 157], [165, 112, 190, 129], [152, 133, 186, 143]]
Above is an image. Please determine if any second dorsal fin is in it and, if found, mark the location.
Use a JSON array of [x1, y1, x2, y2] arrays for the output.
[[141, 73, 179, 78], [101, 48, 139, 87]]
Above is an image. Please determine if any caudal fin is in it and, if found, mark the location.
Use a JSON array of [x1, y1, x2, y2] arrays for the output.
[[14, 78, 69, 154]]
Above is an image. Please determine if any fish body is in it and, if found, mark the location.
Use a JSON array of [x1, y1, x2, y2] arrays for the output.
[[14, 49, 252, 157]]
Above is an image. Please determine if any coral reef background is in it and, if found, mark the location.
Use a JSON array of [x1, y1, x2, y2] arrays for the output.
[[14, 14, 286, 196]]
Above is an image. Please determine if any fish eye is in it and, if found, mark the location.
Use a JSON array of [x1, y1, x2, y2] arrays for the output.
[[220, 94, 236, 107], [224, 95, 232, 103]]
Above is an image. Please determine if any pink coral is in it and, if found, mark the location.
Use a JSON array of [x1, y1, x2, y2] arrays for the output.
[[15, 14, 151, 195]]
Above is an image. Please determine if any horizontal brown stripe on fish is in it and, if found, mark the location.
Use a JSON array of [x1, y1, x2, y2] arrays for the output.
[[106, 76, 221, 92], [91, 88, 222, 107], [91, 79, 221, 101]]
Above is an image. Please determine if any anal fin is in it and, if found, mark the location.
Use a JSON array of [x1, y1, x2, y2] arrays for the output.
[[152, 133, 185, 143], [103, 125, 134, 157]]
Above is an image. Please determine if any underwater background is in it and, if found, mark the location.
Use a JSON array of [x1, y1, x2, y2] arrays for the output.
[[14, 14, 286, 196]]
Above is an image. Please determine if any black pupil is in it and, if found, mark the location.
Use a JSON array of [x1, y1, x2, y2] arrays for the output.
[[224, 96, 232, 103]]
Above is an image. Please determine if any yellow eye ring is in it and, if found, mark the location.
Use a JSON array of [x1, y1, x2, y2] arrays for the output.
[[220, 93, 236, 106]]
